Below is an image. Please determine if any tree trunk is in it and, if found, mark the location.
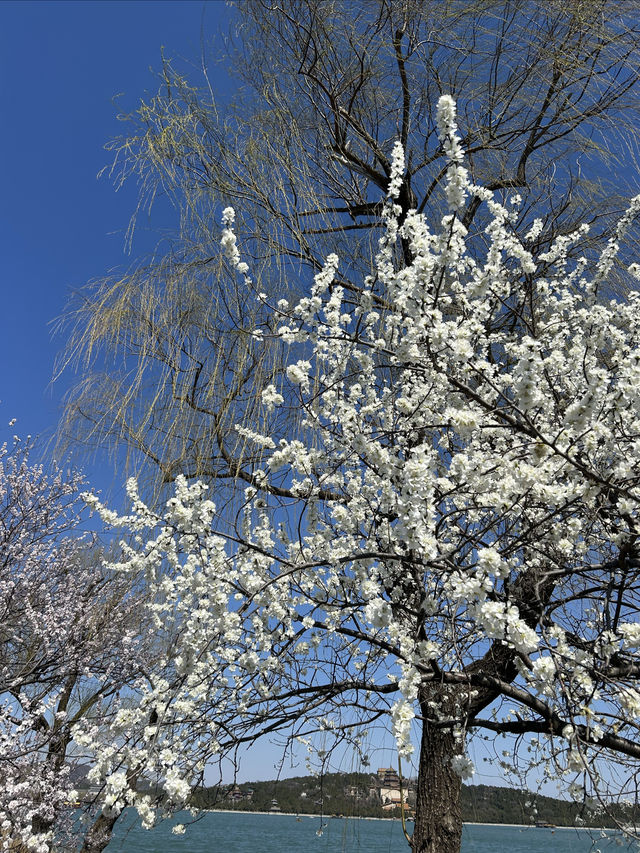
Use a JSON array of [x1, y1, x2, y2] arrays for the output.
[[78, 812, 119, 853], [411, 712, 462, 853]]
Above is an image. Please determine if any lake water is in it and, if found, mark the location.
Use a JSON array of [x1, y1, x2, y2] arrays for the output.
[[104, 810, 629, 852]]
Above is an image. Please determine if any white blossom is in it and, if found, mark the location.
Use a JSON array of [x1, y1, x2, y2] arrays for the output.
[[76, 96, 640, 835], [450, 754, 475, 780]]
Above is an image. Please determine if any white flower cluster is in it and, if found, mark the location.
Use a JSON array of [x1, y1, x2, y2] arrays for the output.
[[220, 206, 250, 277], [79, 95, 640, 830], [436, 94, 468, 211], [391, 699, 416, 758], [450, 754, 475, 781], [286, 360, 312, 390], [388, 140, 405, 200], [261, 383, 284, 413]]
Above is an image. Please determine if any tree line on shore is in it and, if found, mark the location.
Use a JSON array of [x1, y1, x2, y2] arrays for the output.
[[187, 772, 640, 829]]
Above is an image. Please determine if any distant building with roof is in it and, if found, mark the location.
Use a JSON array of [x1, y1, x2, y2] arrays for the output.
[[376, 767, 408, 811]]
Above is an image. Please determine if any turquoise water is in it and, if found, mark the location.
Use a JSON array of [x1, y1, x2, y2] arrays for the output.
[[104, 811, 627, 852]]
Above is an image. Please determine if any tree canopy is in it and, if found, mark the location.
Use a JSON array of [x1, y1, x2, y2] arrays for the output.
[[82, 95, 640, 853], [0, 438, 156, 853], [57, 0, 640, 501]]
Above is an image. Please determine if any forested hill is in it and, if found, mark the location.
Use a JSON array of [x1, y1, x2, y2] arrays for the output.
[[188, 773, 639, 829]]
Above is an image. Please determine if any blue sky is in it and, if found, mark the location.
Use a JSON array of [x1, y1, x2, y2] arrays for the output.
[[0, 0, 233, 469]]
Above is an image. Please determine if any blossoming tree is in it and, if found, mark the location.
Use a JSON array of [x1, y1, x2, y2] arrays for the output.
[[84, 98, 640, 853], [0, 437, 153, 853]]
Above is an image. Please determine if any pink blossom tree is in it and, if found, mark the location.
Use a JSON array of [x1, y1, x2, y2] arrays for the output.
[[83, 97, 640, 853], [0, 436, 153, 853]]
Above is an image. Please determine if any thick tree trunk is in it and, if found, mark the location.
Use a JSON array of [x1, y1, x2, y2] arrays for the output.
[[79, 812, 119, 853], [411, 713, 462, 853]]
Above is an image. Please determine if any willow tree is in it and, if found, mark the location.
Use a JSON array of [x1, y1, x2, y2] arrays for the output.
[[58, 0, 640, 500], [81, 97, 640, 853]]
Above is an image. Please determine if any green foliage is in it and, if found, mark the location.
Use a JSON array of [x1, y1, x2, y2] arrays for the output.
[[190, 773, 640, 828], [461, 784, 640, 829], [190, 772, 394, 818]]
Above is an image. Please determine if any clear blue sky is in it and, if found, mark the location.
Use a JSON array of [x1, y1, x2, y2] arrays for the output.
[[0, 0, 233, 459]]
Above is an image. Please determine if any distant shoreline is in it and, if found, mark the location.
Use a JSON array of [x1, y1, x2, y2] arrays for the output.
[[205, 809, 410, 822], [204, 811, 616, 832]]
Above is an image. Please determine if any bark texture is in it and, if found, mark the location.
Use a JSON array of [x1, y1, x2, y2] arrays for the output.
[[78, 813, 119, 853], [411, 712, 462, 853]]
